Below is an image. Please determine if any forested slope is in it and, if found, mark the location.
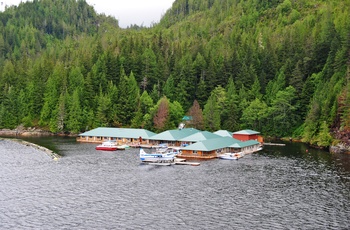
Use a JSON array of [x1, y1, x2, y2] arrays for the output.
[[0, 0, 349, 148]]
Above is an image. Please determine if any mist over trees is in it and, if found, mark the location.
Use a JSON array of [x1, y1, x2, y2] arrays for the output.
[[0, 0, 349, 147]]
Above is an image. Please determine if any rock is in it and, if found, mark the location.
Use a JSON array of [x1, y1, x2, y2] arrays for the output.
[[330, 144, 350, 154]]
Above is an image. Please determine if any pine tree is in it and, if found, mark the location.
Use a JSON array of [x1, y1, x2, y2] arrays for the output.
[[67, 89, 83, 133], [203, 93, 221, 132], [222, 78, 240, 131], [187, 100, 204, 130], [154, 96, 170, 132]]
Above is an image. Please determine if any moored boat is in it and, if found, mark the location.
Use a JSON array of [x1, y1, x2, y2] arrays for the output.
[[95, 141, 118, 151], [218, 152, 243, 160], [139, 148, 175, 163], [116, 144, 130, 150]]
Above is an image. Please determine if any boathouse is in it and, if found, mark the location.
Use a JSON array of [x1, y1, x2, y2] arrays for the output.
[[179, 131, 221, 146], [77, 127, 156, 145], [233, 129, 263, 143], [214, 130, 233, 137], [180, 136, 261, 159], [180, 136, 241, 159], [148, 128, 200, 147]]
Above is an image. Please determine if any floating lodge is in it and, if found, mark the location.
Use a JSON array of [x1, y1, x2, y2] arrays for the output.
[[77, 128, 263, 159]]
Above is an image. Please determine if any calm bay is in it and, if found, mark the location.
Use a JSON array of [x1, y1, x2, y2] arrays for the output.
[[1, 136, 349, 229]]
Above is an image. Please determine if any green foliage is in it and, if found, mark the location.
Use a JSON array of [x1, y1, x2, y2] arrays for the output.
[[203, 87, 225, 132], [316, 121, 333, 147], [241, 98, 269, 132], [168, 101, 185, 130], [269, 86, 298, 136], [0, 0, 349, 148]]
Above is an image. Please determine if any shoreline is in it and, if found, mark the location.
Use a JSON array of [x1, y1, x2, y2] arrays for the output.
[[0, 137, 61, 160], [2, 129, 349, 155]]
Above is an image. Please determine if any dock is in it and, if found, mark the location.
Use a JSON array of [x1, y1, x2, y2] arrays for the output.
[[148, 162, 172, 166], [174, 158, 200, 166], [264, 143, 286, 146], [143, 158, 200, 166], [174, 161, 200, 166]]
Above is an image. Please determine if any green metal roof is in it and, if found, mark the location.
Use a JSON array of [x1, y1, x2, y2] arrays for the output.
[[150, 128, 200, 141], [233, 129, 260, 135], [181, 136, 241, 151], [229, 140, 260, 148], [182, 116, 193, 121], [79, 127, 156, 139], [179, 131, 221, 142], [214, 130, 233, 137]]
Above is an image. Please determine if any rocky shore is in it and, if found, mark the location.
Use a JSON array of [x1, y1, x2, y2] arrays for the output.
[[330, 142, 350, 154], [0, 127, 53, 137]]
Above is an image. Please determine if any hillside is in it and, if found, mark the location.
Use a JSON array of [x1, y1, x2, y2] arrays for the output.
[[0, 0, 349, 149]]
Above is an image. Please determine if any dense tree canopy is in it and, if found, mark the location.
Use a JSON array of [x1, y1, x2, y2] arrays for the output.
[[0, 0, 349, 147]]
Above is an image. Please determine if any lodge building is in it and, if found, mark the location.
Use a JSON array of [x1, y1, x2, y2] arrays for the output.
[[77, 127, 263, 159]]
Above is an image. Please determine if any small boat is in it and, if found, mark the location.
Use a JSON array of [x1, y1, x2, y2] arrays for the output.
[[116, 144, 130, 150], [153, 145, 180, 156], [95, 141, 118, 151], [139, 148, 175, 163], [167, 148, 181, 156], [218, 152, 242, 160]]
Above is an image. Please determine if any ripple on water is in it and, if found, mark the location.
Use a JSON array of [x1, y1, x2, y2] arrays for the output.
[[0, 139, 350, 229]]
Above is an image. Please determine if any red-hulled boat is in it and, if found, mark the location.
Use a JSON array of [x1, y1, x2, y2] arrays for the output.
[[95, 141, 118, 151]]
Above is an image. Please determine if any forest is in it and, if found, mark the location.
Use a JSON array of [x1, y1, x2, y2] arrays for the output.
[[0, 0, 349, 148]]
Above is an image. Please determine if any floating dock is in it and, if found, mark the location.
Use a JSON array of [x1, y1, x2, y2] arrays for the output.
[[264, 143, 286, 146], [174, 161, 200, 166], [148, 162, 172, 166], [174, 158, 200, 166], [143, 158, 200, 166]]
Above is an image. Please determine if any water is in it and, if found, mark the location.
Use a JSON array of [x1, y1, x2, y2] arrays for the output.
[[1, 137, 350, 229]]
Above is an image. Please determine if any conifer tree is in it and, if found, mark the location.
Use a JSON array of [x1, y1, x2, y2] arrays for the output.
[[154, 96, 170, 132], [187, 100, 204, 130], [222, 78, 240, 131]]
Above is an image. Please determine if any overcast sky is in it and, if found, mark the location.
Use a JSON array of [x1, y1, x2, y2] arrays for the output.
[[1, 0, 175, 28]]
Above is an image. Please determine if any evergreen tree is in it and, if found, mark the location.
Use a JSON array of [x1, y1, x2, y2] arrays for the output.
[[169, 101, 184, 130], [95, 89, 112, 127], [269, 86, 297, 136], [222, 78, 240, 131], [241, 98, 269, 132], [196, 78, 208, 108], [187, 100, 204, 130], [126, 71, 140, 125], [153, 96, 170, 132], [203, 93, 221, 132], [66, 89, 83, 133], [163, 75, 175, 101]]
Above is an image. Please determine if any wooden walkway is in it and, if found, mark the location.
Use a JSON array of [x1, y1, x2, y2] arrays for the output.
[[264, 143, 286, 146], [143, 158, 200, 166]]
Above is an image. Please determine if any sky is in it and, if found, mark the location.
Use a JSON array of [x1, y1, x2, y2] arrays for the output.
[[1, 0, 176, 28]]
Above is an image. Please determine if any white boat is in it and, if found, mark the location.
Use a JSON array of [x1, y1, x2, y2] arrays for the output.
[[167, 148, 181, 156], [154, 145, 180, 156], [116, 144, 130, 150], [218, 152, 243, 160], [139, 148, 175, 163]]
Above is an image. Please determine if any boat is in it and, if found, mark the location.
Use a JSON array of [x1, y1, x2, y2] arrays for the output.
[[139, 148, 175, 163], [95, 141, 118, 151], [116, 144, 130, 150], [167, 148, 181, 156], [218, 152, 243, 160]]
